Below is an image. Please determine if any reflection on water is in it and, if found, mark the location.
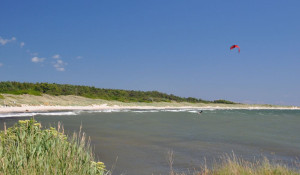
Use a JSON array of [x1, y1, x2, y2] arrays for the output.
[[0, 109, 300, 175]]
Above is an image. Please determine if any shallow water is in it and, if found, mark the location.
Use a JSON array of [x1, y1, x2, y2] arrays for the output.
[[1, 109, 300, 174]]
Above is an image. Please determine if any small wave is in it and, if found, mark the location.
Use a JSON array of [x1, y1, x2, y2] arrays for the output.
[[161, 109, 189, 112], [40, 111, 79, 116], [99, 109, 121, 113], [131, 110, 159, 113], [0, 111, 78, 118], [188, 110, 200, 113], [0, 113, 37, 118], [85, 109, 126, 113], [85, 109, 215, 113]]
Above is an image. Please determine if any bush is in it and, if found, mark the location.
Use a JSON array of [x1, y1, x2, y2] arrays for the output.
[[0, 119, 108, 175], [2, 90, 41, 96], [213, 99, 236, 104]]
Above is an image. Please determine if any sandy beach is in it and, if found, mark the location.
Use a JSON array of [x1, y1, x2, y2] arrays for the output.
[[1, 94, 299, 114]]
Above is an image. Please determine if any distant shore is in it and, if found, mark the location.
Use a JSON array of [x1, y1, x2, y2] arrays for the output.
[[1, 94, 299, 114]]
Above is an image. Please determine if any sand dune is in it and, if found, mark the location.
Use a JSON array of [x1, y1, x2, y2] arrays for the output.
[[0, 94, 299, 114]]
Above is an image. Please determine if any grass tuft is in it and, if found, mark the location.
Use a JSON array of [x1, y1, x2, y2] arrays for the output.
[[0, 119, 108, 175], [169, 152, 300, 175]]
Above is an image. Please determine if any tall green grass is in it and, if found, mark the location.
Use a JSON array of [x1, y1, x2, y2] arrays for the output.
[[0, 119, 108, 175]]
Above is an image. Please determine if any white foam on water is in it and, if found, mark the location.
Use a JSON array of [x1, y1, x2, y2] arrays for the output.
[[86, 109, 214, 113], [101, 109, 121, 113], [86, 109, 161, 113], [86, 109, 126, 113], [0, 113, 37, 118], [188, 110, 200, 113], [0, 111, 78, 118], [131, 110, 159, 113], [161, 109, 218, 113], [201, 108, 218, 111], [41, 111, 79, 116], [0, 108, 238, 118], [161, 109, 189, 112]]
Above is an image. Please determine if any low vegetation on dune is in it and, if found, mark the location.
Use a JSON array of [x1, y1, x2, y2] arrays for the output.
[[0, 119, 108, 175], [0, 81, 236, 104]]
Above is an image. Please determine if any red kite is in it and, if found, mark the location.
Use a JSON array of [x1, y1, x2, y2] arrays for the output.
[[230, 45, 240, 53]]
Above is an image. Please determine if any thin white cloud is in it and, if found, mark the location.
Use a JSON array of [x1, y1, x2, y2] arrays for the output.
[[26, 50, 38, 56], [52, 54, 61, 59], [52, 54, 67, 72], [53, 59, 66, 71], [31, 56, 45, 63], [56, 67, 65, 71], [76, 56, 83, 59], [0, 63, 3, 67], [0, 36, 16, 46], [52, 54, 67, 71], [20, 42, 25, 48]]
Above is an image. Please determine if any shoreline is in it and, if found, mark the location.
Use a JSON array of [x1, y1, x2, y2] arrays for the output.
[[1, 94, 300, 114], [1, 104, 300, 114]]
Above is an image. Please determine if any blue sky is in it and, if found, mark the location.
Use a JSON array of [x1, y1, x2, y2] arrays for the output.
[[1, 0, 300, 105]]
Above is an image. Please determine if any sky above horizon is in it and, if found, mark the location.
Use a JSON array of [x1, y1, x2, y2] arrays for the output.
[[1, 1, 300, 106]]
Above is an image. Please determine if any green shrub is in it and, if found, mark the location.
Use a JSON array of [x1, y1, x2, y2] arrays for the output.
[[213, 99, 236, 104], [0, 94, 4, 99], [2, 90, 41, 96], [0, 119, 108, 175]]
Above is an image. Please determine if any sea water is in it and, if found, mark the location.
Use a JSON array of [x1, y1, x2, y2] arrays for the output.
[[0, 109, 300, 174]]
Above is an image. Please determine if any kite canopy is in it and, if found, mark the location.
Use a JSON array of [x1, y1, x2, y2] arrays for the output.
[[230, 45, 240, 53]]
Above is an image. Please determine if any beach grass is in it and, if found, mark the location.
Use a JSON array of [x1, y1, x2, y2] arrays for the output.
[[168, 151, 300, 175], [0, 119, 108, 175]]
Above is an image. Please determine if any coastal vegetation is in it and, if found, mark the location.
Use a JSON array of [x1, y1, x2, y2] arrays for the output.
[[168, 151, 300, 175], [0, 119, 107, 175], [170, 158, 299, 175], [0, 81, 236, 104]]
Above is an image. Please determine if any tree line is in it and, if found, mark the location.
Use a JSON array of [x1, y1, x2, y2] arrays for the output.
[[0, 81, 236, 104]]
